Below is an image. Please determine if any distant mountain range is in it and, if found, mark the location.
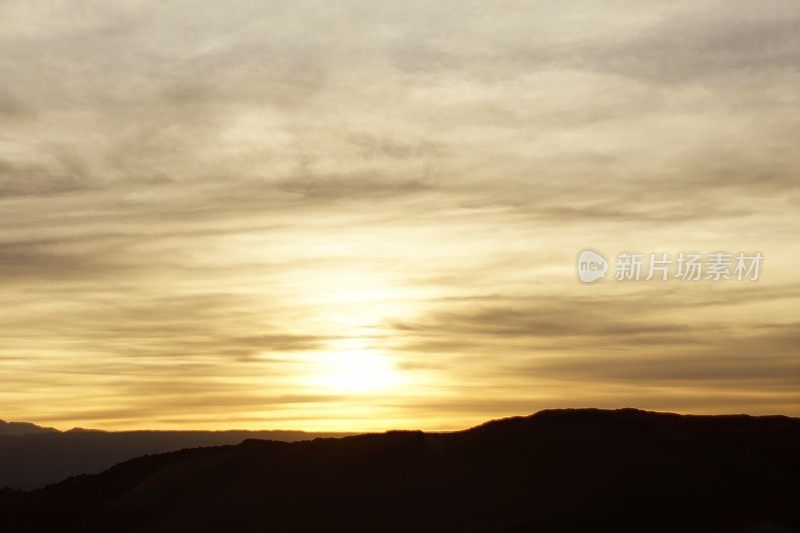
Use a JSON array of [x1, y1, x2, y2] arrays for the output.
[[0, 421, 350, 490], [0, 420, 59, 437], [2, 408, 798, 531]]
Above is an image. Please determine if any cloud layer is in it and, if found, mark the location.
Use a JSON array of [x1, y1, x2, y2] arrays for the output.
[[0, 0, 798, 430]]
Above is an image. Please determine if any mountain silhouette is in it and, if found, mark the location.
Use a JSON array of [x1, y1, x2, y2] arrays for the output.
[[0, 420, 58, 437], [1, 408, 798, 532], [0, 426, 351, 490]]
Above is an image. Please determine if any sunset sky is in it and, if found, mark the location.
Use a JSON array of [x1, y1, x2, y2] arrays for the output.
[[1, 0, 798, 431]]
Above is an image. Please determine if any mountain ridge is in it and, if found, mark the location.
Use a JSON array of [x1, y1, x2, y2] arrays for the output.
[[0, 427, 353, 490], [2, 408, 798, 531], [0, 420, 59, 437]]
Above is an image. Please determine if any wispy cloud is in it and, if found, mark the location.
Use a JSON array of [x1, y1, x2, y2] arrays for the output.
[[0, 0, 798, 430]]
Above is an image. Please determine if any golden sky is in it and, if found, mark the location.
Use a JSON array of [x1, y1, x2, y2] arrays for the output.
[[1, 1, 798, 430]]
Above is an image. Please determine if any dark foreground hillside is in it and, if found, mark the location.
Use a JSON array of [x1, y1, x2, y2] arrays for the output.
[[2, 408, 798, 532]]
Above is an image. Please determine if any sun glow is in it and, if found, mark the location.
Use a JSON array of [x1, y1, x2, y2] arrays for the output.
[[307, 345, 404, 394]]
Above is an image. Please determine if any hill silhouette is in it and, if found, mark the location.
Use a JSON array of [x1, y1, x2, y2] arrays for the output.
[[1, 408, 798, 532], [0, 427, 351, 490], [0, 420, 58, 437]]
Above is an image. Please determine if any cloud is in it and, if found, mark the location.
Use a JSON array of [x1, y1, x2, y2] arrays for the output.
[[519, 353, 800, 389], [580, 2, 800, 83], [0, 0, 798, 429]]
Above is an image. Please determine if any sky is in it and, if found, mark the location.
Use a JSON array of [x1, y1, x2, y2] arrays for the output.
[[1, 0, 798, 431]]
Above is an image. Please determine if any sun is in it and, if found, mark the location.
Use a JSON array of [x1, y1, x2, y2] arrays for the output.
[[308, 347, 404, 394]]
